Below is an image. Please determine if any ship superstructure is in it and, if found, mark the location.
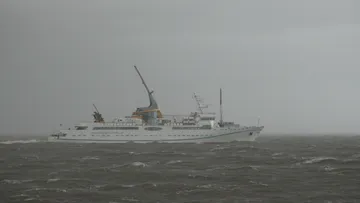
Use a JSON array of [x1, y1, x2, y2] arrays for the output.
[[49, 66, 264, 143]]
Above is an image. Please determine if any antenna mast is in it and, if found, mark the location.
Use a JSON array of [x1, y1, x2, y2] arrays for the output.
[[220, 88, 223, 126], [192, 92, 209, 114]]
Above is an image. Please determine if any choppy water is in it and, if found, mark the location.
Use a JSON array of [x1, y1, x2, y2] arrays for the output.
[[0, 135, 359, 203]]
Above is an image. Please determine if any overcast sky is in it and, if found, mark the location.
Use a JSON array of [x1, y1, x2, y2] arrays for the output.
[[0, 0, 359, 135]]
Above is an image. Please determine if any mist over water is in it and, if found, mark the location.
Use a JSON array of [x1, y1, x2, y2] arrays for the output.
[[1, 1, 359, 135], [1, 135, 359, 203]]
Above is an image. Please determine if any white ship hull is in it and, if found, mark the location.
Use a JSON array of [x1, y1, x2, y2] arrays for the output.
[[48, 66, 265, 144], [48, 126, 264, 144]]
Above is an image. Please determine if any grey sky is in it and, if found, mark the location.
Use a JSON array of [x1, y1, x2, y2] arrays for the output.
[[0, 0, 359, 135]]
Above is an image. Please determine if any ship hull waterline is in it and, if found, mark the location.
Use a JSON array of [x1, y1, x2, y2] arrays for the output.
[[47, 127, 263, 144]]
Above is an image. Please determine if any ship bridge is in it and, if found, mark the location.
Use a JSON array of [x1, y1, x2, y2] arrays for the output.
[[198, 114, 216, 121]]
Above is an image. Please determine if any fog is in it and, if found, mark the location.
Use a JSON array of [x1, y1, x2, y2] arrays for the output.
[[0, 0, 359, 135]]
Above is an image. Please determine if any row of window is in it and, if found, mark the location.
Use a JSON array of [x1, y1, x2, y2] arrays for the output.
[[76, 125, 246, 131], [93, 127, 139, 130], [72, 134, 213, 137], [200, 117, 215, 121], [91, 127, 214, 130], [89, 127, 250, 131], [172, 125, 212, 130], [70, 132, 254, 137]]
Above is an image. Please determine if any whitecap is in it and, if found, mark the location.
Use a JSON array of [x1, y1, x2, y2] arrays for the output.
[[322, 165, 336, 172], [47, 178, 60, 183], [1, 179, 33, 184], [165, 160, 182, 165], [11, 194, 28, 198], [272, 152, 283, 156], [0, 139, 40, 144], [121, 197, 139, 202], [121, 184, 135, 188], [196, 184, 214, 189], [131, 162, 148, 167], [21, 154, 40, 160], [249, 180, 268, 187], [24, 187, 67, 193], [25, 198, 37, 201], [210, 146, 230, 152], [343, 154, 360, 163], [81, 156, 100, 160], [303, 157, 337, 164]]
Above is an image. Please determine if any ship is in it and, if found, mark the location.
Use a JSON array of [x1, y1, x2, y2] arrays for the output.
[[48, 65, 264, 143]]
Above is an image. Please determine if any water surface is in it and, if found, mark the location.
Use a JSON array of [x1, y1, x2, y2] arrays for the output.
[[0, 135, 359, 203]]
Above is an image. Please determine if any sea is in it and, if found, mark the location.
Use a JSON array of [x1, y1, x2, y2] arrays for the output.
[[0, 135, 359, 203]]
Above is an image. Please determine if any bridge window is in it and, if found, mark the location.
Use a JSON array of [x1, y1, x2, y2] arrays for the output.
[[93, 127, 139, 130], [200, 117, 215, 121]]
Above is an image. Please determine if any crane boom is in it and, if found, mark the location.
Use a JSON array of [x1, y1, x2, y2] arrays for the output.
[[93, 104, 100, 114], [134, 65, 152, 94]]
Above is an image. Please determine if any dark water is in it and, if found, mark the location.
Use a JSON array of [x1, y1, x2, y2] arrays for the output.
[[0, 135, 359, 203]]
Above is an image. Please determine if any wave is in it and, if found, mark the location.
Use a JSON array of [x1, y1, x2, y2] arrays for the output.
[[165, 160, 182, 165], [206, 164, 260, 171], [249, 180, 269, 187], [120, 197, 139, 202], [343, 153, 360, 163], [128, 151, 188, 156], [101, 161, 150, 171], [272, 152, 284, 156], [303, 156, 338, 164], [297, 154, 360, 166], [46, 178, 60, 183], [210, 146, 232, 152], [131, 161, 149, 167], [81, 156, 100, 161], [24, 187, 67, 193], [321, 165, 336, 172], [0, 139, 40, 144], [1, 179, 33, 184]]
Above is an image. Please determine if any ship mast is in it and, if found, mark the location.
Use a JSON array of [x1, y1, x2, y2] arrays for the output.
[[192, 92, 209, 114], [220, 88, 223, 126]]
